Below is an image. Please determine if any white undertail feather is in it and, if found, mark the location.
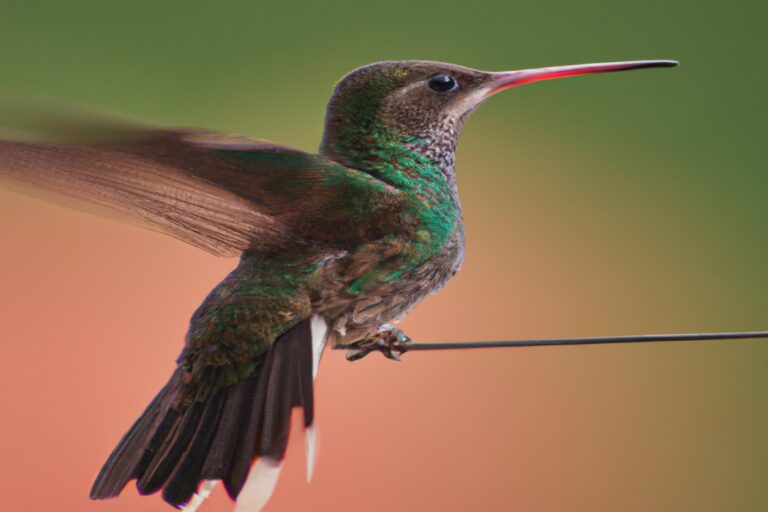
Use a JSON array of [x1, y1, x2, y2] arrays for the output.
[[234, 458, 283, 512], [181, 480, 218, 512], [310, 314, 329, 380], [307, 314, 328, 482]]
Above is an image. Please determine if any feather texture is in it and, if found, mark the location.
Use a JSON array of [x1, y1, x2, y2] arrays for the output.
[[0, 137, 283, 256]]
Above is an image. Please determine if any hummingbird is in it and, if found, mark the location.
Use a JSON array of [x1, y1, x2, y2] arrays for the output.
[[0, 58, 676, 511]]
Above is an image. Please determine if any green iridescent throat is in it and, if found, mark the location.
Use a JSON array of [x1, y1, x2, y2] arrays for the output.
[[323, 124, 459, 283]]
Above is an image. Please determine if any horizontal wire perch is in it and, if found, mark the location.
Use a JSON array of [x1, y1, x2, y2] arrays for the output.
[[334, 330, 768, 354]]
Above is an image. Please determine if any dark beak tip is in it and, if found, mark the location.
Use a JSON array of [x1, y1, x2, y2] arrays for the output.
[[635, 60, 679, 70]]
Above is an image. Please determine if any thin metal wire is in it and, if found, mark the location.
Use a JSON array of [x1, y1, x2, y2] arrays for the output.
[[333, 331, 768, 352]]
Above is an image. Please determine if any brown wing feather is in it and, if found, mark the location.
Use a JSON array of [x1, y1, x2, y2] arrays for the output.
[[0, 136, 287, 256], [0, 111, 398, 255], [125, 131, 400, 246], [1, 133, 393, 256]]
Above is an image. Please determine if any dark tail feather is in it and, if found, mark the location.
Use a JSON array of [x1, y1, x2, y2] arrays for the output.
[[89, 371, 184, 498], [224, 318, 314, 498], [90, 318, 315, 508], [161, 390, 226, 504]]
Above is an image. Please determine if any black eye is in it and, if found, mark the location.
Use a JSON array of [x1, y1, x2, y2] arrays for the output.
[[428, 73, 458, 93]]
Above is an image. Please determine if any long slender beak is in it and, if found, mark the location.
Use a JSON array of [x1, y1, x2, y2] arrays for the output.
[[484, 60, 678, 97]]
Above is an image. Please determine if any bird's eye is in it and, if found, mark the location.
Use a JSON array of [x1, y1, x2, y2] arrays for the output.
[[428, 73, 459, 93]]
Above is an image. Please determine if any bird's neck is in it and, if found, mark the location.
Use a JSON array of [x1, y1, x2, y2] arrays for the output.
[[320, 119, 466, 280], [320, 123, 460, 205], [321, 125, 463, 265]]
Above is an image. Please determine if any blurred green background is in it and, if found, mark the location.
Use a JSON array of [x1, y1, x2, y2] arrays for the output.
[[0, 1, 766, 511]]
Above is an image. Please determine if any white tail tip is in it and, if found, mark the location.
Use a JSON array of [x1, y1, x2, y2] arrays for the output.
[[234, 458, 282, 512], [181, 480, 218, 512], [305, 425, 318, 482]]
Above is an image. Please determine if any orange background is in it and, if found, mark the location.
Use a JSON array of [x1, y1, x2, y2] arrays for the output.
[[1, 1, 767, 511]]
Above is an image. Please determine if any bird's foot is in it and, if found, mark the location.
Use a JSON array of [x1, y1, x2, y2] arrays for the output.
[[345, 328, 412, 362]]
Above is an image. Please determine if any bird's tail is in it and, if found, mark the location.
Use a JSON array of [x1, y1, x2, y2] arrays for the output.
[[90, 317, 322, 511]]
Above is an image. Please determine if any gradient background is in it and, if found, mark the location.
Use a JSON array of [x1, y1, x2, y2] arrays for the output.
[[0, 1, 766, 511]]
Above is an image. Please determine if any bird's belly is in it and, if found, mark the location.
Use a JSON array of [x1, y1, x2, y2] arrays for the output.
[[322, 226, 465, 340]]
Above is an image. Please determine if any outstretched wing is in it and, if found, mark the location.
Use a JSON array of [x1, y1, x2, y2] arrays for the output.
[[0, 127, 395, 256]]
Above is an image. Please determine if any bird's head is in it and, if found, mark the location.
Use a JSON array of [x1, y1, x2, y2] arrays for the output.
[[320, 59, 676, 173]]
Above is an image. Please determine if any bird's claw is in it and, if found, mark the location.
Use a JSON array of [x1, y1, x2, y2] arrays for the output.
[[345, 329, 411, 362]]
